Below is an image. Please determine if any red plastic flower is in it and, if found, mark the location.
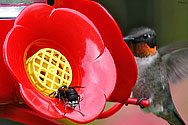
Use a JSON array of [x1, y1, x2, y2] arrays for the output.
[[2, 0, 137, 124]]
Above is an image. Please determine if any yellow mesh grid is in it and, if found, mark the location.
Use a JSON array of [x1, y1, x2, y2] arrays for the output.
[[26, 48, 72, 95]]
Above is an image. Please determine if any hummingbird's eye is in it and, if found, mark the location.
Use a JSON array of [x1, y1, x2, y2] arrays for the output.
[[143, 33, 151, 39], [143, 34, 148, 39]]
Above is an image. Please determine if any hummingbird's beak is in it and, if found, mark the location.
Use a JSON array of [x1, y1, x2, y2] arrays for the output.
[[123, 36, 135, 41]]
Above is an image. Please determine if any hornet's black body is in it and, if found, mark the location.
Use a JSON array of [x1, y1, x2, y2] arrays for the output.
[[49, 85, 84, 116], [55, 86, 79, 104]]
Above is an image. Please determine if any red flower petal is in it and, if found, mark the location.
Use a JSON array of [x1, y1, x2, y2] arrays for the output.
[[0, 104, 63, 125], [0, 20, 15, 104], [3, 4, 116, 123], [80, 47, 116, 97], [57, 0, 138, 102], [63, 83, 106, 124], [76, 0, 138, 102], [15, 4, 54, 31], [19, 83, 106, 123]]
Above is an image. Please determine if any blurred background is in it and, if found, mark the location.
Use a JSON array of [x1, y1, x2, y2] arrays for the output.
[[95, 0, 188, 47], [0, 0, 188, 124]]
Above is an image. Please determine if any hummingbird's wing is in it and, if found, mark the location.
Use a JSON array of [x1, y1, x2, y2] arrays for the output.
[[159, 41, 188, 56], [159, 41, 188, 84]]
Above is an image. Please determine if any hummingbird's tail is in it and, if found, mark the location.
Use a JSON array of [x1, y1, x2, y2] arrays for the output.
[[161, 108, 186, 125], [168, 110, 185, 125]]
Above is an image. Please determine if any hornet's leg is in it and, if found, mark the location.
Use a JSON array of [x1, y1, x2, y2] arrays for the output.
[[49, 91, 55, 97], [78, 95, 81, 111], [80, 96, 84, 102], [61, 97, 67, 116], [58, 93, 61, 104], [56, 93, 62, 104], [78, 95, 85, 116]]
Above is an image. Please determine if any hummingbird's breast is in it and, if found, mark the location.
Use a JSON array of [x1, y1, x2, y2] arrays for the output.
[[133, 51, 166, 100], [135, 51, 159, 73], [133, 51, 172, 113]]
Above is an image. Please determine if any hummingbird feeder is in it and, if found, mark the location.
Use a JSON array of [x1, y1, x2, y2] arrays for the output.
[[0, 0, 150, 124]]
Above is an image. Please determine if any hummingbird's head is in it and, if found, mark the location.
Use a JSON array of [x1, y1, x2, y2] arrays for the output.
[[123, 26, 157, 57]]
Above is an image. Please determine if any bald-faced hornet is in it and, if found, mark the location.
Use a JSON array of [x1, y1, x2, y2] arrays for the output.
[[49, 85, 84, 116]]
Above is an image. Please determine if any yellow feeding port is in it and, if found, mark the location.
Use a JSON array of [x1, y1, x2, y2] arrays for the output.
[[26, 48, 72, 95]]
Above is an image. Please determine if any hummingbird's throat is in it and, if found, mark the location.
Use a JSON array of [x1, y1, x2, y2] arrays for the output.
[[131, 43, 156, 57]]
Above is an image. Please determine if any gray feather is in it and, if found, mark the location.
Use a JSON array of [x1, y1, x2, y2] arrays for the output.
[[133, 51, 186, 125], [159, 41, 188, 56], [127, 27, 186, 124], [160, 41, 188, 84]]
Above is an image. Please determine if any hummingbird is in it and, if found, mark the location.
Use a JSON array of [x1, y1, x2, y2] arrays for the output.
[[123, 26, 188, 125]]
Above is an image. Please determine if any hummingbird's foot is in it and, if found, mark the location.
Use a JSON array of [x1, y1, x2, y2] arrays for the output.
[[136, 98, 148, 108]]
